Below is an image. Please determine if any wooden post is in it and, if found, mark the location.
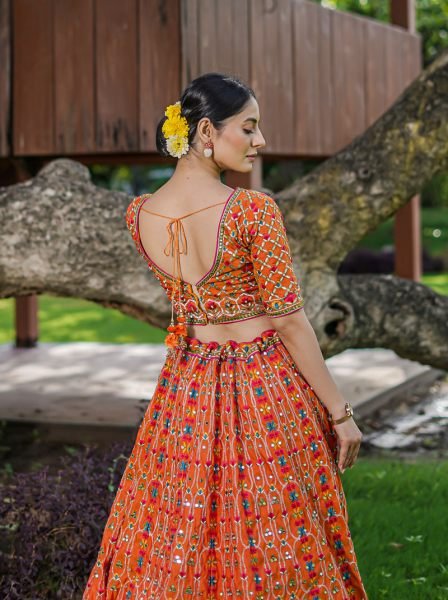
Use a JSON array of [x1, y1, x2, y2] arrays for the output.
[[15, 294, 39, 347], [390, 0, 422, 281], [10, 160, 41, 347]]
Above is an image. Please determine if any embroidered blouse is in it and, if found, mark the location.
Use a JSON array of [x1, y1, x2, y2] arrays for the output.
[[125, 186, 305, 327]]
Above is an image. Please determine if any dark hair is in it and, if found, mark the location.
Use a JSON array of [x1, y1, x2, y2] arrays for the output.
[[155, 72, 256, 158]]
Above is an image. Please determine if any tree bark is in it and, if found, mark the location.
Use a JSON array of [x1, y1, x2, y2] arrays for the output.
[[1, 50, 447, 369]]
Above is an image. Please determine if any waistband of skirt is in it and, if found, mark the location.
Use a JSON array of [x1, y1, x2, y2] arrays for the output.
[[173, 328, 282, 359]]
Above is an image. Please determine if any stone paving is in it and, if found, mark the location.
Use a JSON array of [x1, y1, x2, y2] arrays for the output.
[[360, 376, 448, 457], [0, 341, 444, 430]]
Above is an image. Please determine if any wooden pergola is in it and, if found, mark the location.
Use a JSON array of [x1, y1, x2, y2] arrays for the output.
[[0, 0, 421, 347]]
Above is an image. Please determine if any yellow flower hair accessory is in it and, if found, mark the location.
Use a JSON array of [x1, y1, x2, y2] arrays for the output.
[[162, 101, 190, 159]]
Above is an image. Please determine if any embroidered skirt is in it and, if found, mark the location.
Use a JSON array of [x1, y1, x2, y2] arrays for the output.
[[83, 328, 368, 600]]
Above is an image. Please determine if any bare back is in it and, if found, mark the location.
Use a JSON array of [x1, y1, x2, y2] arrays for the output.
[[137, 184, 273, 343]]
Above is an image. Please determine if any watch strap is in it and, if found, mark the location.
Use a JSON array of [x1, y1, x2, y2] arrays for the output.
[[330, 402, 354, 425]]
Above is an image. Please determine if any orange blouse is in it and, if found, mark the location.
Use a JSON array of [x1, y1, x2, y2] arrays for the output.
[[125, 186, 305, 327]]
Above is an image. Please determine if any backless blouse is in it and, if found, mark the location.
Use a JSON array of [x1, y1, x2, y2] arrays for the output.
[[125, 187, 305, 343]]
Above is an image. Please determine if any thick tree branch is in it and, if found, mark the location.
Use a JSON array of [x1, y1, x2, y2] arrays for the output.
[[332, 274, 448, 369], [0, 160, 168, 329]]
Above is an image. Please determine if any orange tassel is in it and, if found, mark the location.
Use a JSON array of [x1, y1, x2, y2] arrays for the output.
[[174, 323, 187, 335], [165, 332, 179, 348], [162, 215, 189, 349], [165, 319, 187, 348]]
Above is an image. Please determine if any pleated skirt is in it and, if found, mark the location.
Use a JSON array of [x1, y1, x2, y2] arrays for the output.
[[83, 328, 368, 600]]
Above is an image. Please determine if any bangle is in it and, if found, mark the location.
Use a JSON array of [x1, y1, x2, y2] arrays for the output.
[[330, 402, 354, 425]]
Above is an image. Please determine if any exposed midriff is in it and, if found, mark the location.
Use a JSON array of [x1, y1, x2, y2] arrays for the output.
[[186, 313, 275, 344]]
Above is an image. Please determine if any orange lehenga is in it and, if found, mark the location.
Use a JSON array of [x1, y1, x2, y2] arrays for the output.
[[83, 188, 368, 599]]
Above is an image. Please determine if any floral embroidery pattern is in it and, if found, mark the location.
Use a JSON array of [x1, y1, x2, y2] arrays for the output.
[[84, 188, 368, 597], [83, 329, 368, 599], [125, 188, 305, 326]]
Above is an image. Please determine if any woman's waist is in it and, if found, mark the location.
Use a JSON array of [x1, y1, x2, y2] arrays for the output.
[[186, 313, 275, 344]]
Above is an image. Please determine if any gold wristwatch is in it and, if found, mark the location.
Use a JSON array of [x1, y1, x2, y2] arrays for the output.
[[330, 402, 354, 425]]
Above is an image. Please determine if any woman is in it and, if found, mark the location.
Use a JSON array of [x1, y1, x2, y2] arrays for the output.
[[83, 73, 368, 599]]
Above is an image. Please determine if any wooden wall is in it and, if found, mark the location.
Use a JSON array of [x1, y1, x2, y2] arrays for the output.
[[0, 0, 11, 156], [0, 0, 421, 158], [9, 0, 180, 155], [182, 0, 421, 156]]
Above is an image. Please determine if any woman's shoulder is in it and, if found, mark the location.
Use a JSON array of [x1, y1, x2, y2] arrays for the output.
[[234, 186, 275, 207], [236, 186, 272, 201], [234, 187, 279, 220], [229, 188, 282, 248]]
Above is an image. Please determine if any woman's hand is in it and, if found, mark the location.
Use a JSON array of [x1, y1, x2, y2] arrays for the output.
[[333, 418, 363, 473]]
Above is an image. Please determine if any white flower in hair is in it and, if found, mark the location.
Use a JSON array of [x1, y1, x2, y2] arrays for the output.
[[162, 101, 190, 158], [166, 134, 190, 159]]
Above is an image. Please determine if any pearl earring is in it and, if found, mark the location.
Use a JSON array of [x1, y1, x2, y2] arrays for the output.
[[203, 140, 213, 157]]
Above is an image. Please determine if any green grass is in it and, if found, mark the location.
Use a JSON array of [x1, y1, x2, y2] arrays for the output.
[[421, 273, 448, 296], [0, 294, 166, 345], [343, 458, 448, 598]]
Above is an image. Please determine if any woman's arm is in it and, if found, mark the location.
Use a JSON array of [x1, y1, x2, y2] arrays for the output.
[[243, 191, 362, 471], [272, 308, 347, 419], [273, 308, 364, 473]]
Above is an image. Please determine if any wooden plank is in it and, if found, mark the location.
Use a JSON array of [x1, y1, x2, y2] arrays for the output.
[[54, 0, 94, 154], [192, 0, 250, 82], [277, 0, 295, 154], [95, 0, 138, 151], [316, 4, 333, 156], [0, 0, 11, 156], [396, 27, 412, 95], [0, 0, 10, 156], [216, 0, 250, 78], [385, 27, 421, 110], [293, 0, 332, 156], [330, 9, 367, 152], [181, 0, 200, 88], [384, 25, 405, 110], [198, 0, 220, 72], [390, 0, 422, 283], [180, 0, 251, 125], [250, 0, 295, 155], [292, 0, 313, 154], [365, 19, 388, 126], [250, 0, 273, 148], [403, 32, 422, 87], [139, 0, 181, 152], [13, 0, 54, 155], [384, 28, 421, 113], [410, 33, 423, 78]]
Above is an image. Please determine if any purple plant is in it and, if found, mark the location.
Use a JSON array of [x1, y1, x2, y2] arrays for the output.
[[0, 441, 132, 599]]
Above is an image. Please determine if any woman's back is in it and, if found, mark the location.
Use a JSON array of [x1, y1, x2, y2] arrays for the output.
[[129, 184, 305, 344]]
